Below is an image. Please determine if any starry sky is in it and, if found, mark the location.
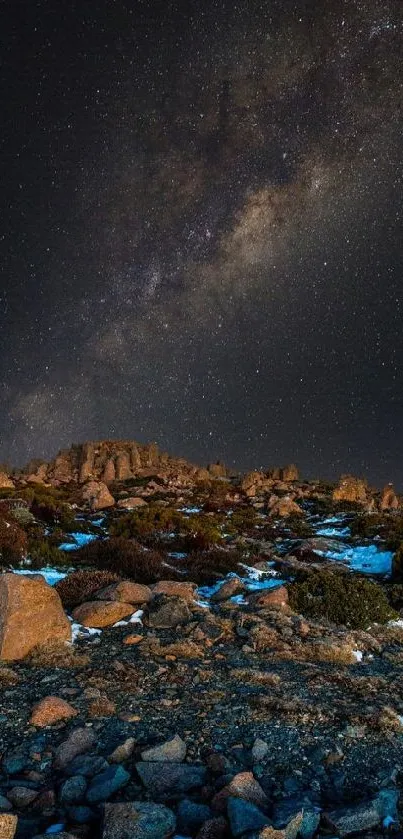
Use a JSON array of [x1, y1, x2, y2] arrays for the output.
[[1, 0, 402, 483]]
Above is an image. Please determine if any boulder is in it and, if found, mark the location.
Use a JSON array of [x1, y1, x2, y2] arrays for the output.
[[102, 459, 116, 484], [103, 801, 176, 839], [86, 766, 130, 803], [0, 473, 14, 489], [211, 578, 245, 602], [54, 727, 97, 771], [227, 771, 269, 809], [280, 465, 299, 482], [227, 797, 270, 836], [148, 595, 191, 629], [29, 696, 78, 727], [0, 574, 71, 661], [250, 585, 289, 609], [325, 801, 380, 837], [97, 581, 152, 604], [152, 580, 197, 603], [82, 481, 115, 511], [135, 762, 206, 796], [117, 497, 147, 509], [72, 601, 133, 628], [333, 475, 368, 505], [268, 496, 303, 517], [381, 484, 399, 511], [141, 735, 186, 763]]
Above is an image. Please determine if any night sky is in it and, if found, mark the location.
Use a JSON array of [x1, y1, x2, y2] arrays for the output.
[[1, 0, 402, 484]]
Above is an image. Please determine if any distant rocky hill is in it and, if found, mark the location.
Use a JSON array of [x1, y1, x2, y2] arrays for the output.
[[19, 440, 211, 487]]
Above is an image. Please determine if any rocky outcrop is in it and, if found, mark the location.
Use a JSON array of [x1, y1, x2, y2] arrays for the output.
[[333, 475, 369, 505], [268, 495, 303, 517], [280, 464, 299, 481], [0, 574, 71, 661], [81, 481, 115, 511], [380, 484, 399, 511], [0, 473, 14, 490]]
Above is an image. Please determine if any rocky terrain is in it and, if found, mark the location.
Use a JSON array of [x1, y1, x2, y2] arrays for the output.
[[1, 442, 403, 839]]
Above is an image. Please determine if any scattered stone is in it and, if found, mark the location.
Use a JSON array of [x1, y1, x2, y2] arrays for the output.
[[140, 734, 186, 763], [0, 574, 71, 661], [29, 696, 78, 727], [135, 761, 207, 796], [251, 738, 269, 762], [152, 581, 197, 603], [325, 801, 380, 836], [211, 578, 245, 602], [227, 796, 270, 836], [72, 601, 134, 628], [86, 765, 130, 803], [108, 738, 136, 764], [65, 754, 109, 777], [59, 775, 87, 804], [103, 801, 176, 839], [227, 771, 269, 809], [54, 727, 97, 771], [7, 787, 38, 808], [147, 595, 191, 629], [0, 796, 12, 811], [177, 800, 212, 833], [195, 817, 228, 839], [123, 634, 143, 645]]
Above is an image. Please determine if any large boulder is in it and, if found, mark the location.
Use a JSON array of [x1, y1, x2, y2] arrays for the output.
[[72, 601, 133, 628], [333, 475, 368, 505], [0, 574, 71, 661], [381, 484, 399, 511], [96, 581, 152, 605], [81, 480, 115, 511], [0, 473, 14, 490]]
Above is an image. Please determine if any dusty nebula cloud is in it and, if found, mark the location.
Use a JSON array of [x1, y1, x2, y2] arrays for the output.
[[1, 0, 402, 481]]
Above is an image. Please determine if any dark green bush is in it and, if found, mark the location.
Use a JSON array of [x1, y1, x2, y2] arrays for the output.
[[110, 505, 186, 539], [27, 539, 67, 569], [289, 569, 396, 629], [74, 537, 168, 583], [186, 549, 244, 585], [56, 569, 120, 609]]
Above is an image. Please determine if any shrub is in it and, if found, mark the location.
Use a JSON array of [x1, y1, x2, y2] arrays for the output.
[[24, 641, 89, 668], [288, 569, 396, 629], [0, 510, 28, 566], [73, 537, 167, 583], [186, 549, 243, 584], [110, 505, 186, 539], [55, 569, 120, 609]]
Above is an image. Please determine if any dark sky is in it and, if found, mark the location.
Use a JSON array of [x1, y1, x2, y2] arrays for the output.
[[1, 0, 402, 484]]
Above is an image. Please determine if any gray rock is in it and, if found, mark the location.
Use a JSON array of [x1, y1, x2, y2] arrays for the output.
[[326, 801, 380, 837], [251, 738, 269, 763], [87, 766, 130, 803], [177, 799, 212, 833], [141, 735, 186, 763], [147, 595, 191, 629], [0, 795, 12, 811], [103, 801, 176, 839], [227, 797, 270, 836], [135, 761, 206, 797], [65, 754, 108, 777], [2, 751, 28, 775], [54, 727, 97, 770], [66, 805, 95, 824], [273, 798, 319, 839], [59, 775, 87, 804]]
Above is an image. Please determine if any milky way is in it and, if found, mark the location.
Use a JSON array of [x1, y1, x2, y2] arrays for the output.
[[1, 0, 402, 483]]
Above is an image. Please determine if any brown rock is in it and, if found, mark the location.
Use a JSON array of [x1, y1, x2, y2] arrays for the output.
[[251, 586, 289, 609], [79, 442, 95, 483], [102, 458, 116, 484], [381, 484, 399, 511], [268, 496, 303, 517], [152, 580, 197, 603], [0, 814, 17, 839], [72, 601, 133, 628], [227, 771, 269, 808], [97, 581, 152, 604], [0, 473, 14, 490], [115, 452, 132, 481], [148, 595, 191, 629], [123, 634, 143, 645], [29, 696, 78, 727], [211, 578, 245, 602], [54, 726, 97, 770], [109, 737, 136, 764], [0, 574, 71, 661], [333, 475, 368, 505], [117, 497, 147, 509], [141, 734, 186, 763], [81, 480, 115, 511], [280, 464, 299, 481]]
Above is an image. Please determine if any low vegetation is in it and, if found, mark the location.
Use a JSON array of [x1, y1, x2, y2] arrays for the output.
[[289, 569, 396, 629]]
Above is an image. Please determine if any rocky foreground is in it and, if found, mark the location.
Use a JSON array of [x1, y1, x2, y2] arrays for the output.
[[1, 442, 403, 838]]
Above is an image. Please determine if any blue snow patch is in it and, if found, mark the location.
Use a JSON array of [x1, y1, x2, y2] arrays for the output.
[[13, 568, 67, 586], [168, 552, 188, 560], [314, 544, 393, 576], [315, 526, 351, 538], [58, 532, 99, 551], [180, 506, 202, 514]]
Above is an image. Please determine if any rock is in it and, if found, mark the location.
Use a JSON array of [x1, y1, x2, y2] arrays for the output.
[[116, 452, 132, 481], [251, 586, 289, 609], [0, 795, 12, 811], [54, 727, 97, 771], [251, 738, 269, 763], [0, 814, 18, 839], [108, 738, 136, 764], [325, 801, 380, 836], [281, 465, 299, 482], [97, 582, 152, 605], [332, 475, 368, 505], [211, 578, 245, 602], [227, 771, 269, 809], [123, 634, 143, 645], [59, 776, 87, 804], [381, 484, 399, 511], [273, 801, 318, 839], [66, 805, 94, 824], [0, 473, 14, 489], [82, 481, 115, 511], [373, 788, 399, 824], [102, 801, 176, 839], [152, 580, 197, 603], [103, 459, 116, 484], [268, 496, 303, 517], [177, 800, 212, 833], [140, 734, 186, 763], [72, 601, 133, 628], [195, 818, 228, 839], [86, 766, 130, 803], [147, 595, 191, 629], [65, 754, 108, 777], [117, 497, 147, 509], [2, 751, 28, 775], [7, 787, 38, 808], [29, 696, 78, 727], [0, 574, 71, 661], [227, 797, 270, 836], [135, 762, 207, 796]]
